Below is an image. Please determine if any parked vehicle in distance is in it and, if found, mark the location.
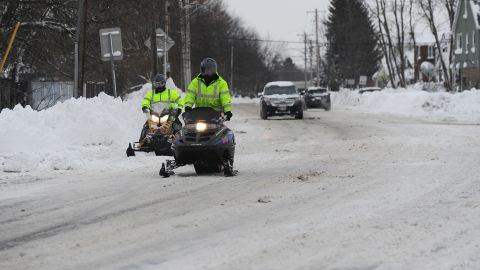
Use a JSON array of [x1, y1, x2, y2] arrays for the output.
[[359, 87, 382, 94], [304, 87, 331, 110], [260, 81, 304, 120]]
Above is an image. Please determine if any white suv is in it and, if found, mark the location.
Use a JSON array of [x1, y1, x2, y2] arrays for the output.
[[259, 81, 305, 120]]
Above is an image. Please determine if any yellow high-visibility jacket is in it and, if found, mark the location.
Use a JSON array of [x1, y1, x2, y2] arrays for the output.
[[141, 88, 184, 111], [185, 74, 232, 112]]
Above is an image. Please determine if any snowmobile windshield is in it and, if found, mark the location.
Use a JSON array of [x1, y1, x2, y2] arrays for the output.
[[183, 107, 222, 124], [150, 102, 178, 116], [264, 86, 297, 95]]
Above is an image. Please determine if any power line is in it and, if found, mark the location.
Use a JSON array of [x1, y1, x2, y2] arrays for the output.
[[219, 36, 424, 46]]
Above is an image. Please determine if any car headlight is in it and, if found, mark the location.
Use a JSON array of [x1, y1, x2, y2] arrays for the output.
[[263, 97, 271, 105], [159, 115, 169, 124], [196, 122, 207, 132], [151, 114, 160, 123]]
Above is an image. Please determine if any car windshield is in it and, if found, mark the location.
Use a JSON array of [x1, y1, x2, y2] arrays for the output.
[[309, 89, 327, 94], [264, 86, 296, 95]]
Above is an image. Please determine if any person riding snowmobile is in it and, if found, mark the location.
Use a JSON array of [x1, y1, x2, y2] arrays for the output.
[[140, 74, 184, 143], [184, 58, 233, 120]]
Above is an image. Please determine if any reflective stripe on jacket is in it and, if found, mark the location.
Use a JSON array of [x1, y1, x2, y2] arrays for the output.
[[141, 88, 184, 110], [185, 74, 232, 112]]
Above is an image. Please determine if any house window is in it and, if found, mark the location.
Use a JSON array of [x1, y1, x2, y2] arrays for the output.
[[428, 46, 434, 59], [473, 31, 476, 49], [466, 33, 470, 53], [457, 33, 463, 51], [464, 0, 468, 19]]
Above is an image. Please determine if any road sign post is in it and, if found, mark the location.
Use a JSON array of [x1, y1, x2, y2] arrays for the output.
[[108, 33, 118, 98], [99, 28, 123, 98]]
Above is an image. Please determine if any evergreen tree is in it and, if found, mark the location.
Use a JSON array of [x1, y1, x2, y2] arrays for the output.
[[325, 0, 382, 90]]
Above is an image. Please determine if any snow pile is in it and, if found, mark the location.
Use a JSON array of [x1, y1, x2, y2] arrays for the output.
[[332, 87, 480, 122], [0, 85, 153, 173]]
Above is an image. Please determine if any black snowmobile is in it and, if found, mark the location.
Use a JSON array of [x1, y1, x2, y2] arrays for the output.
[[126, 106, 182, 157], [159, 107, 236, 177]]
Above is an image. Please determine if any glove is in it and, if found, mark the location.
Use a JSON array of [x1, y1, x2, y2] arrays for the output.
[[176, 108, 182, 118], [225, 111, 233, 121], [185, 107, 192, 111], [142, 106, 150, 113]]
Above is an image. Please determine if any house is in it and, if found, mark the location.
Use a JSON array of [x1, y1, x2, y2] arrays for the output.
[[414, 41, 436, 82], [414, 34, 437, 82], [452, 0, 480, 90]]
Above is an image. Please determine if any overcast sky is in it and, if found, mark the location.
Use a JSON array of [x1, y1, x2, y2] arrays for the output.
[[226, 0, 331, 65]]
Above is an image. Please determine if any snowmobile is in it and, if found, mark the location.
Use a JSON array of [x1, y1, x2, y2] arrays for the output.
[[159, 107, 236, 177], [126, 104, 182, 157]]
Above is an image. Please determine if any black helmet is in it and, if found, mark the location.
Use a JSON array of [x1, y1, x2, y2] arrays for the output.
[[152, 73, 166, 89], [200, 58, 217, 76]]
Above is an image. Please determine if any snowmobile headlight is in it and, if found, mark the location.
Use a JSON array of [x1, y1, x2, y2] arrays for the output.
[[159, 115, 169, 124], [196, 122, 207, 132], [150, 114, 160, 123]]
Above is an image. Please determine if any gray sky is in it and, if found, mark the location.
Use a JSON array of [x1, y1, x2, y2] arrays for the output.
[[225, 0, 331, 65]]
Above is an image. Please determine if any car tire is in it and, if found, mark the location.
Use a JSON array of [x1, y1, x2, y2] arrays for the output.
[[295, 110, 303, 119], [260, 106, 268, 120], [324, 96, 331, 111]]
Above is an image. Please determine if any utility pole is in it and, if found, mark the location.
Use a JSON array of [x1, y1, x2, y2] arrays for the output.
[[151, 0, 158, 75], [230, 44, 234, 91], [164, 0, 170, 77], [185, 0, 192, 87], [180, 0, 192, 90], [309, 39, 314, 86], [180, 0, 186, 89], [74, 0, 86, 97], [80, 0, 88, 97], [315, 8, 320, 87], [304, 33, 308, 90]]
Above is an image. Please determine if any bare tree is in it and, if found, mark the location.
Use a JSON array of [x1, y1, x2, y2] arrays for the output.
[[374, 0, 396, 87], [374, 0, 411, 88], [408, 0, 417, 81], [392, 0, 407, 87], [0, 0, 76, 81], [418, 0, 452, 91], [443, 0, 458, 88]]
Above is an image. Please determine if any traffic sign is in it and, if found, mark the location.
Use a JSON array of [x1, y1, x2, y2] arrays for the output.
[[99, 28, 123, 61], [359, 76, 367, 86], [145, 28, 175, 57]]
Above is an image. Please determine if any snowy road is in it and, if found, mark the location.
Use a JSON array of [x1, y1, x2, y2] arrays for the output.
[[1, 103, 480, 270]]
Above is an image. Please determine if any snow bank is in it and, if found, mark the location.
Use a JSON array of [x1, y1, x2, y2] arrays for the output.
[[0, 84, 159, 173], [332, 87, 480, 123]]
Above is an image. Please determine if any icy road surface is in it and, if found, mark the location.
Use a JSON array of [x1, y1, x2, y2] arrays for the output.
[[1, 103, 480, 270]]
